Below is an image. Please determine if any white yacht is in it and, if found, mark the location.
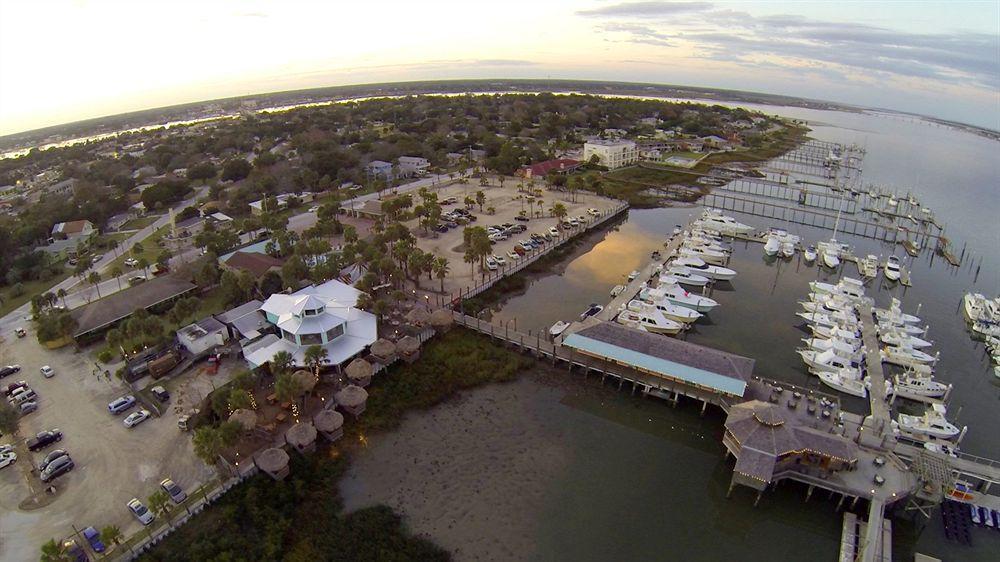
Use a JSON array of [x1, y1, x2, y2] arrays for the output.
[[640, 296, 702, 324], [549, 321, 570, 338], [644, 284, 719, 313], [884, 255, 902, 282], [763, 233, 781, 257], [780, 240, 796, 258], [678, 245, 727, 265], [923, 442, 959, 458], [817, 240, 842, 269], [816, 369, 868, 398], [858, 254, 879, 279], [962, 293, 999, 323], [879, 328, 932, 349], [897, 403, 961, 440], [877, 321, 924, 335], [971, 320, 1000, 339], [803, 245, 817, 263], [797, 348, 858, 373], [892, 374, 949, 398], [796, 311, 859, 331], [874, 298, 920, 324], [811, 324, 861, 341], [610, 285, 625, 297], [809, 278, 867, 301], [669, 257, 736, 281], [616, 300, 684, 335], [799, 295, 856, 315], [881, 345, 937, 368], [660, 266, 710, 287], [802, 337, 863, 361], [694, 209, 753, 235]]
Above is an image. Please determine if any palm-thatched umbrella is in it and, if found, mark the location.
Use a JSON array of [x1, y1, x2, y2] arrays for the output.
[[285, 421, 318, 453], [229, 408, 257, 432], [406, 307, 431, 328], [256, 447, 290, 480], [370, 338, 397, 364], [291, 369, 318, 394], [335, 384, 369, 417], [397, 335, 421, 363], [429, 308, 454, 332], [345, 358, 374, 388], [314, 408, 345, 442]]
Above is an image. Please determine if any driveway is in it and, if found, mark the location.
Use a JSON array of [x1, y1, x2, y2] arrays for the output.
[[0, 326, 212, 561]]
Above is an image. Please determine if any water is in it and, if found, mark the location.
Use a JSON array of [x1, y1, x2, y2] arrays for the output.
[[346, 104, 999, 559]]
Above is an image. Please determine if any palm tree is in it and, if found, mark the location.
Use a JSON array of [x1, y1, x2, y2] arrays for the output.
[[475, 190, 486, 211], [270, 350, 294, 377], [137, 258, 149, 278], [40, 538, 68, 562], [303, 345, 329, 376], [148, 489, 172, 526], [433, 257, 450, 292], [100, 525, 123, 549], [57, 288, 67, 309], [274, 372, 302, 405], [87, 271, 102, 299], [110, 266, 124, 291], [551, 202, 568, 222]]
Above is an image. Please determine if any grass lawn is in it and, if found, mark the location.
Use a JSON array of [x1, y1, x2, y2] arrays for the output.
[[119, 214, 161, 230], [100, 225, 171, 280], [0, 268, 73, 317]]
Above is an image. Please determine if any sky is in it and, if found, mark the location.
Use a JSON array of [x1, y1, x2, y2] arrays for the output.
[[0, 0, 998, 135]]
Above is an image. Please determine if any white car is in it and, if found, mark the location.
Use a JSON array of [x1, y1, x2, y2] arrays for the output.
[[587, 208, 599, 216], [485, 257, 498, 271], [493, 255, 506, 266], [40, 365, 55, 378], [124, 258, 139, 267], [127, 498, 155, 525], [309, 205, 321, 213], [0, 451, 16, 469], [506, 251, 519, 261], [123, 409, 151, 428], [548, 226, 559, 236]]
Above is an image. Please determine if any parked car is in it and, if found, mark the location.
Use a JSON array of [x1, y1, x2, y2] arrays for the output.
[[19, 401, 38, 415], [124, 258, 138, 267], [108, 395, 137, 415], [493, 255, 506, 266], [27, 429, 62, 451], [14, 327, 25, 338], [8, 387, 37, 404], [485, 257, 498, 271], [0, 365, 21, 379], [128, 498, 155, 525], [160, 477, 187, 503], [39, 449, 68, 472], [587, 208, 599, 216], [4, 380, 28, 396], [514, 214, 530, 222], [128, 276, 146, 286], [40, 365, 55, 378], [0, 451, 16, 470], [506, 251, 519, 261], [548, 227, 559, 237], [40, 455, 74, 482], [124, 409, 151, 428], [308, 205, 320, 213], [61, 538, 87, 562], [150, 386, 170, 402], [82, 526, 106, 553]]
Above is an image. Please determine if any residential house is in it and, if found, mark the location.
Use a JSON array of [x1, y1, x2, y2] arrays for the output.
[[365, 160, 394, 180], [51, 220, 96, 241], [701, 135, 733, 151], [47, 178, 77, 197], [248, 192, 313, 215], [397, 156, 430, 177], [221, 251, 285, 279], [583, 140, 639, 169]]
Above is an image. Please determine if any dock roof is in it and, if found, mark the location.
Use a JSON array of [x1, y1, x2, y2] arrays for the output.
[[562, 322, 752, 396]]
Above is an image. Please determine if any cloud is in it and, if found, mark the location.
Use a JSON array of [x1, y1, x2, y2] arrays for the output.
[[577, 1, 712, 17], [600, 22, 673, 46]]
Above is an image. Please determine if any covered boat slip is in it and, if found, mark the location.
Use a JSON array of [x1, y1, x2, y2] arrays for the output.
[[561, 322, 752, 401]]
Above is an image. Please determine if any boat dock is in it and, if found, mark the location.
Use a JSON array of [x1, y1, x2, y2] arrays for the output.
[[840, 511, 893, 562], [858, 303, 892, 434]]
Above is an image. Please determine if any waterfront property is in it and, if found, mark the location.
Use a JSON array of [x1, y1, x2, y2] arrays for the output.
[[241, 279, 377, 370], [583, 139, 639, 169], [517, 158, 581, 178], [176, 316, 228, 356]]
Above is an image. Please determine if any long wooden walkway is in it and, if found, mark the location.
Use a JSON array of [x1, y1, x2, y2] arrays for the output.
[[858, 303, 891, 433]]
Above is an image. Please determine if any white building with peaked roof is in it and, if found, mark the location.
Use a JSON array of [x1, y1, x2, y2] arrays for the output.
[[242, 280, 376, 370]]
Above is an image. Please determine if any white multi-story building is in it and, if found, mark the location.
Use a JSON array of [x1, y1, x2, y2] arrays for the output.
[[583, 140, 639, 170], [397, 156, 430, 177]]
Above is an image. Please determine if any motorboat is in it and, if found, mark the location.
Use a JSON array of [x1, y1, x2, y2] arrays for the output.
[[694, 208, 753, 235], [671, 225, 682, 237], [579, 303, 604, 321], [678, 245, 727, 265], [816, 369, 868, 398], [858, 254, 879, 278], [645, 284, 719, 313], [549, 321, 570, 338], [962, 293, 999, 323], [802, 337, 863, 361], [877, 321, 924, 335], [799, 295, 856, 315], [810, 324, 861, 341], [971, 320, 1000, 339], [803, 245, 817, 263], [780, 240, 796, 258], [638, 290, 703, 323], [660, 266, 710, 287], [897, 403, 961, 440], [684, 233, 730, 252], [817, 240, 842, 269], [796, 312, 859, 331], [879, 328, 932, 349], [884, 255, 902, 282], [797, 348, 858, 374], [627, 270, 640, 282], [874, 298, 920, 324], [881, 345, 938, 368], [610, 284, 626, 297], [923, 441, 959, 458], [809, 278, 867, 301], [763, 233, 781, 256], [616, 301, 684, 335], [669, 257, 736, 281], [893, 374, 950, 398]]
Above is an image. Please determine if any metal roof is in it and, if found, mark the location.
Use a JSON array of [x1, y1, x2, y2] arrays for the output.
[[562, 322, 751, 396]]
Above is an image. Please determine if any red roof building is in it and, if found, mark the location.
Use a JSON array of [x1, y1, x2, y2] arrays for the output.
[[518, 159, 581, 179]]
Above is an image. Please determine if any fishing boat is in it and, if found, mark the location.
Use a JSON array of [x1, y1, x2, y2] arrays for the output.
[[882, 345, 937, 368], [971, 320, 1000, 338], [962, 293, 999, 323], [660, 266, 710, 287], [816, 369, 868, 398], [884, 255, 902, 282], [817, 240, 841, 269], [802, 337, 863, 361], [923, 442, 959, 458], [803, 245, 817, 263], [780, 240, 796, 258], [893, 373, 950, 398], [897, 403, 961, 440], [809, 277, 867, 302], [678, 245, 727, 265], [810, 324, 861, 341], [645, 284, 719, 313], [796, 311, 859, 331], [616, 301, 684, 335], [627, 270, 640, 282], [874, 298, 921, 324], [579, 303, 604, 321], [693, 209, 753, 235], [610, 285, 626, 297], [763, 234, 781, 257], [879, 328, 932, 349], [669, 257, 736, 281], [858, 254, 879, 278], [796, 348, 858, 373], [549, 321, 570, 338]]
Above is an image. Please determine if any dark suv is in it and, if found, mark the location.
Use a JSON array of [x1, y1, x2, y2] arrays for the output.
[[40, 454, 74, 482], [27, 429, 63, 452]]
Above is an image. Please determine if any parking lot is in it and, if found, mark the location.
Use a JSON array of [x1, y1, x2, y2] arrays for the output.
[[0, 326, 212, 560], [408, 181, 621, 294]]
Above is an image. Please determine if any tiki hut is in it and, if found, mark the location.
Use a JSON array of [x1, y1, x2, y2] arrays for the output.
[[345, 358, 374, 388], [429, 308, 454, 333], [335, 384, 369, 417], [229, 409, 257, 432], [314, 408, 345, 442], [370, 338, 397, 364], [256, 447, 290, 480], [291, 369, 318, 395], [397, 335, 421, 363], [285, 421, 318, 454], [406, 307, 431, 329]]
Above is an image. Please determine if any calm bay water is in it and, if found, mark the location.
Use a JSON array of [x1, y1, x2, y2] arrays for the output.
[[344, 106, 999, 560]]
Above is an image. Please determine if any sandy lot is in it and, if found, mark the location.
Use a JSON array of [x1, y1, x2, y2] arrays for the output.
[[0, 326, 213, 561], [407, 181, 621, 295]]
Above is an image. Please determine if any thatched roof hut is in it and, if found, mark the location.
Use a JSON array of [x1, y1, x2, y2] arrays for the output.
[[256, 447, 290, 480], [314, 408, 345, 442], [345, 358, 374, 388], [291, 369, 318, 394], [406, 307, 431, 327], [429, 308, 454, 332], [397, 335, 421, 363], [335, 384, 369, 417], [285, 421, 318, 453], [229, 408, 257, 431], [370, 338, 397, 364]]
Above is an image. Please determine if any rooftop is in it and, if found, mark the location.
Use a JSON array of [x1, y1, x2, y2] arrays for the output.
[[71, 276, 197, 338], [222, 251, 284, 278]]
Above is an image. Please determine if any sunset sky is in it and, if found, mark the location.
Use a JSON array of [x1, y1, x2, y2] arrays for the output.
[[1, 0, 997, 135]]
